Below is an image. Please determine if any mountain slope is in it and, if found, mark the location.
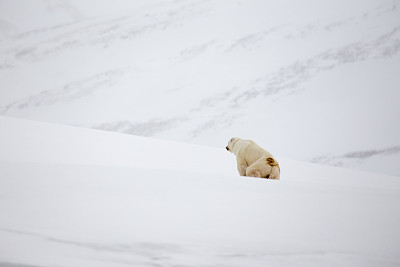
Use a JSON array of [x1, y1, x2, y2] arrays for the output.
[[0, 0, 399, 176], [1, 116, 399, 267]]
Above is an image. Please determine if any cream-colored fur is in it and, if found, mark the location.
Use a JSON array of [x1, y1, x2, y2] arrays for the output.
[[226, 137, 280, 179]]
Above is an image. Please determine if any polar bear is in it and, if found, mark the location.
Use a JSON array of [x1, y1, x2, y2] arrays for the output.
[[226, 137, 280, 179]]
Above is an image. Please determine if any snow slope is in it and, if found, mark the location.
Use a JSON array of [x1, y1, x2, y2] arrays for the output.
[[0, 0, 399, 176], [1, 116, 400, 267]]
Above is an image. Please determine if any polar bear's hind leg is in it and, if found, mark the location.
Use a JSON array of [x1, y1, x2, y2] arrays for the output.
[[246, 168, 263, 178]]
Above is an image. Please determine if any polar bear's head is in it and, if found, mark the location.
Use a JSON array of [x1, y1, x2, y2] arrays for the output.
[[226, 137, 240, 153]]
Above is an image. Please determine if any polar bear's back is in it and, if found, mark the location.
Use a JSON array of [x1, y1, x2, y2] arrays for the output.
[[242, 140, 275, 165]]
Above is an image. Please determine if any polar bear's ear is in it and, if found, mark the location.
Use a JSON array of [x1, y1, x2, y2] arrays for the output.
[[231, 137, 240, 142]]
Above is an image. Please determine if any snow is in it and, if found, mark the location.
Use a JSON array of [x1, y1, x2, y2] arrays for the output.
[[0, 1, 399, 264], [1, 116, 400, 267], [0, 0, 399, 176]]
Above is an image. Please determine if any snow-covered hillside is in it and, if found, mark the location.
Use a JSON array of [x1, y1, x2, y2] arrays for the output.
[[1, 116, 400, 267], [0, 0, 399, 177]]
